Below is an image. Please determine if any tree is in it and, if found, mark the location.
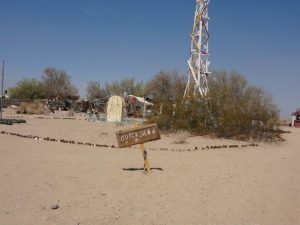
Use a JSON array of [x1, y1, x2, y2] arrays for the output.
[[9, 78, 45, 100], [105, 78, 145, 96], [148, 70, 280, 140], [86, 81, 108, 100], [146, 70, 186, 101], [208, 71, 279, 137], [41, 67, 79, 100]]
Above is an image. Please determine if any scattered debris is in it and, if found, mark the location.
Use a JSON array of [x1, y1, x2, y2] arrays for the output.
[[0, 119, 26, 125]]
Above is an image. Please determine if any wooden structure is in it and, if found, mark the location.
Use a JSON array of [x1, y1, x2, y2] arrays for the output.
[[116, 124, 160, 172]]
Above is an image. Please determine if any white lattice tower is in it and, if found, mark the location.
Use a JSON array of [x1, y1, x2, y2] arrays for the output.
[[184, 0, 210, 98]]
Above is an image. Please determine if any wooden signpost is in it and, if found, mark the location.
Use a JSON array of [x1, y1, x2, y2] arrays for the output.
[[116, 123, 160, 172]]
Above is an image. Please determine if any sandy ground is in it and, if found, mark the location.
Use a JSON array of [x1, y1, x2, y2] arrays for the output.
[[0, 112, 299, 225]]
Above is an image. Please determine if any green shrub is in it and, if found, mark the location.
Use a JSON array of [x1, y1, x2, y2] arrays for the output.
[[148, 70, 280, 141]]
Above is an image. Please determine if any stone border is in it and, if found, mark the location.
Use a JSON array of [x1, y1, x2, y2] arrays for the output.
[[1, 130, 259, 152], [0, 130, 116, 149]]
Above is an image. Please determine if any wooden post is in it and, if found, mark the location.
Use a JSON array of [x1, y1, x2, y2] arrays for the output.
[[140, 143, 150, 172], [116, 124, 160, 173]]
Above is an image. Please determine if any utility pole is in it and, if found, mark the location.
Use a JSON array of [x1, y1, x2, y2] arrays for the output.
[[0, 60, 4, 119]]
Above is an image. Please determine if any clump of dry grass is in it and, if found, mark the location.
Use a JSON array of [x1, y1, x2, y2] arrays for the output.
[[100, 132, 109, 136], [67, 110, 74, 117], [18, 101, 50, 114], [173, 130, 190, 144]]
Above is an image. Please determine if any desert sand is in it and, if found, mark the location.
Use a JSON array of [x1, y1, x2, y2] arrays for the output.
[[0, 111, 299, 225]]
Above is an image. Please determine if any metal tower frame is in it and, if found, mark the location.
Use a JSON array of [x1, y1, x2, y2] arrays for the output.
[[184, 0, 210, 98]]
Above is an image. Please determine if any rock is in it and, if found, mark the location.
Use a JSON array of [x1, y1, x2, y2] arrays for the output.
[[51, 204, 59, 210]]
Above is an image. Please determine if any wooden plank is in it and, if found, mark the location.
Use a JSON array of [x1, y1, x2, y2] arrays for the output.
[[116, 123, 160, 148]]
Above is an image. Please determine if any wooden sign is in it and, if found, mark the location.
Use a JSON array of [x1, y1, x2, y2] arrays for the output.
[[116, 124, 160, 148]]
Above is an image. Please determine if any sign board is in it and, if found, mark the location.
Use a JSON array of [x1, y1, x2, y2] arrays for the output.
[[116, 124, 160, 148]]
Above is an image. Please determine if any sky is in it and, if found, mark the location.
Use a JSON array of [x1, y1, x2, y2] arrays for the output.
[[1, 0, 300, 117]]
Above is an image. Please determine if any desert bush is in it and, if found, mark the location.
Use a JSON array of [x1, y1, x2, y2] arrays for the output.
[[148, 70, 280, 141], [105, 78, 145, 96], [9, 67, 79, 101], [208, 71, 279, 139], [18, 101, 50, 114], [173, 130, 190, 144], [9, 79, 45, 100], [67, 110, 74, 117], [86, 81, 109, 100], [41, 67, 79, 100], [148, 96, 212, 135], [146, 70, 186, 102]]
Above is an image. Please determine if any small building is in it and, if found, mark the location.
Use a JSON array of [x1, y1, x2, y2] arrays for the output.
[[291, 109, 300, 127]]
